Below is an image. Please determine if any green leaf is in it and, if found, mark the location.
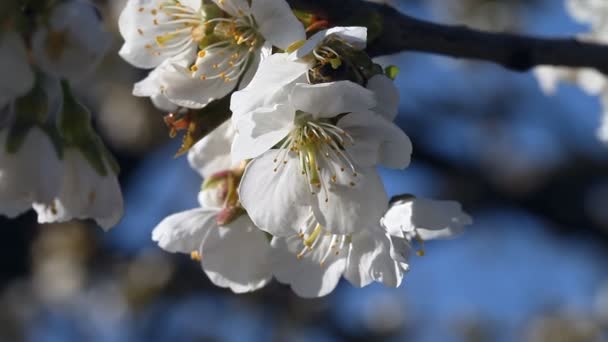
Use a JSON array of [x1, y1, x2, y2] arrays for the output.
[[385, 65, 400, 80]]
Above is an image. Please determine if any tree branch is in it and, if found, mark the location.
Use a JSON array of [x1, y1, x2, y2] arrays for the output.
[[288, 0, 608, 74]]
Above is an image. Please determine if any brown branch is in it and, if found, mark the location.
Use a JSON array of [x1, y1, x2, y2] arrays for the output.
[[288, 0, 608, 74]]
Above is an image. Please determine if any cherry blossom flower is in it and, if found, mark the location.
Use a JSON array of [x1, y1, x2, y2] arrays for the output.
[[236, 79, 411, 237], [120, 0, 305, 108], [32, 0, 111, 81], [32, 148, 123, 230], [230, 26, 368, 119], [153, 122, 272, 293], [0, 128, 63, 218], [382, 197, 472, 250], [271, 214, 409, 298]]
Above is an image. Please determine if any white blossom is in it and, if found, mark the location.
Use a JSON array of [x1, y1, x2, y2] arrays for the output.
[[33, 149, 124, 231], [0, 128, 63, 218], [534, 1, 608, 144], [188, 119, 237, 178], [31, 0, 111, 81], [382, 197, 472, 242], [230, 26, 368, 119], [120, 0, 305, 109], [0, 31, 35, 108], [271, 214, 409, 298], [153, 121, 272, 293], [152, 204, 272, 293], [235, 79, 411, 237]]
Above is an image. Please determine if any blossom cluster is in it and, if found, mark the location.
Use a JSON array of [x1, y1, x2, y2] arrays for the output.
[[119, 0, 472, 297], [535, 0, 608, 143], [0, 0, 123, 229]]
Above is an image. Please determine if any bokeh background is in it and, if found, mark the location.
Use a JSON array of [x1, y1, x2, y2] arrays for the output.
[[3, 0, 608, 341]]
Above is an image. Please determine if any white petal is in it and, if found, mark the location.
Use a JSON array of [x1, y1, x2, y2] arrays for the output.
[[271, 235, 347, 298], [345, 228, 405, 288], [311, 166, 388, 235], [161, 51, 237, 109], [179, 0, 202, 11], [118, 0, 197, 68], [237, 43, 271, 90], [188, 120, 236, 178], [150, 94, 179, 112], [238, 151, 312, 236], [0, 128, 63, 217], [230, 53, 309, 118], [251, 0, 305, 49], [197, 187, 224, 209], [367, 74, 400, 121], [152, 208, 217, 253], [577, 69, 607, 95], [338, 111, 412, 169], [211, 0, 250, 17], [0, 31, 34, 107], [290, 81, 376, 119], [33, 149, 124, 230], [201, 215, 272, 293], [33, 0, 111, 81], [291, 26, 367, 60], [230, 104, 294, 163], [533, 66, 571, 95], [382, 198, 472, 240]]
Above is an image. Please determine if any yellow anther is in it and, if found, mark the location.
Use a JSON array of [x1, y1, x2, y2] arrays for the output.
[[190, 251, 202, 261], [155, 33, 177, 46], [198, 50, 206, 58], [190, 65, 199, 72]]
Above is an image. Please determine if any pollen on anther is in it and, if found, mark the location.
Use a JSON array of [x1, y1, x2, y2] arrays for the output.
[[197, 50, 206, 58], [138, 7, 144, 12], [349, 182, 356, 187], [153, 19, 159, 25], [200, 75, 207, 80], [138, 28, 144, 35], [151, 9, 158, 15]]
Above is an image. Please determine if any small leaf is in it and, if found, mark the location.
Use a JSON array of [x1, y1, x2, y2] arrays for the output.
[[385, 65, 400, 80]]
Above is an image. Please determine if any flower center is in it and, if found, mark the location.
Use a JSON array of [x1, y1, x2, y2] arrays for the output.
[[273, 116, 358, 202], [296, 218, 351, 267], [140, 1, 205, 57], [190, 15, 261, 83]]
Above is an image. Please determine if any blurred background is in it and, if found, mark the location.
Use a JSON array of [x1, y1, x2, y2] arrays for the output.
[[3, 0, 608, 341]]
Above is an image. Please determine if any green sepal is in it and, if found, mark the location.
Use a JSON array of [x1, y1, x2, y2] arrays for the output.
[[98, 140, 120, 175], [58, 81, 119, 176], [5, 75, 56, 155], [385, 65, 400, 80], [76, 135, 108, 177]]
